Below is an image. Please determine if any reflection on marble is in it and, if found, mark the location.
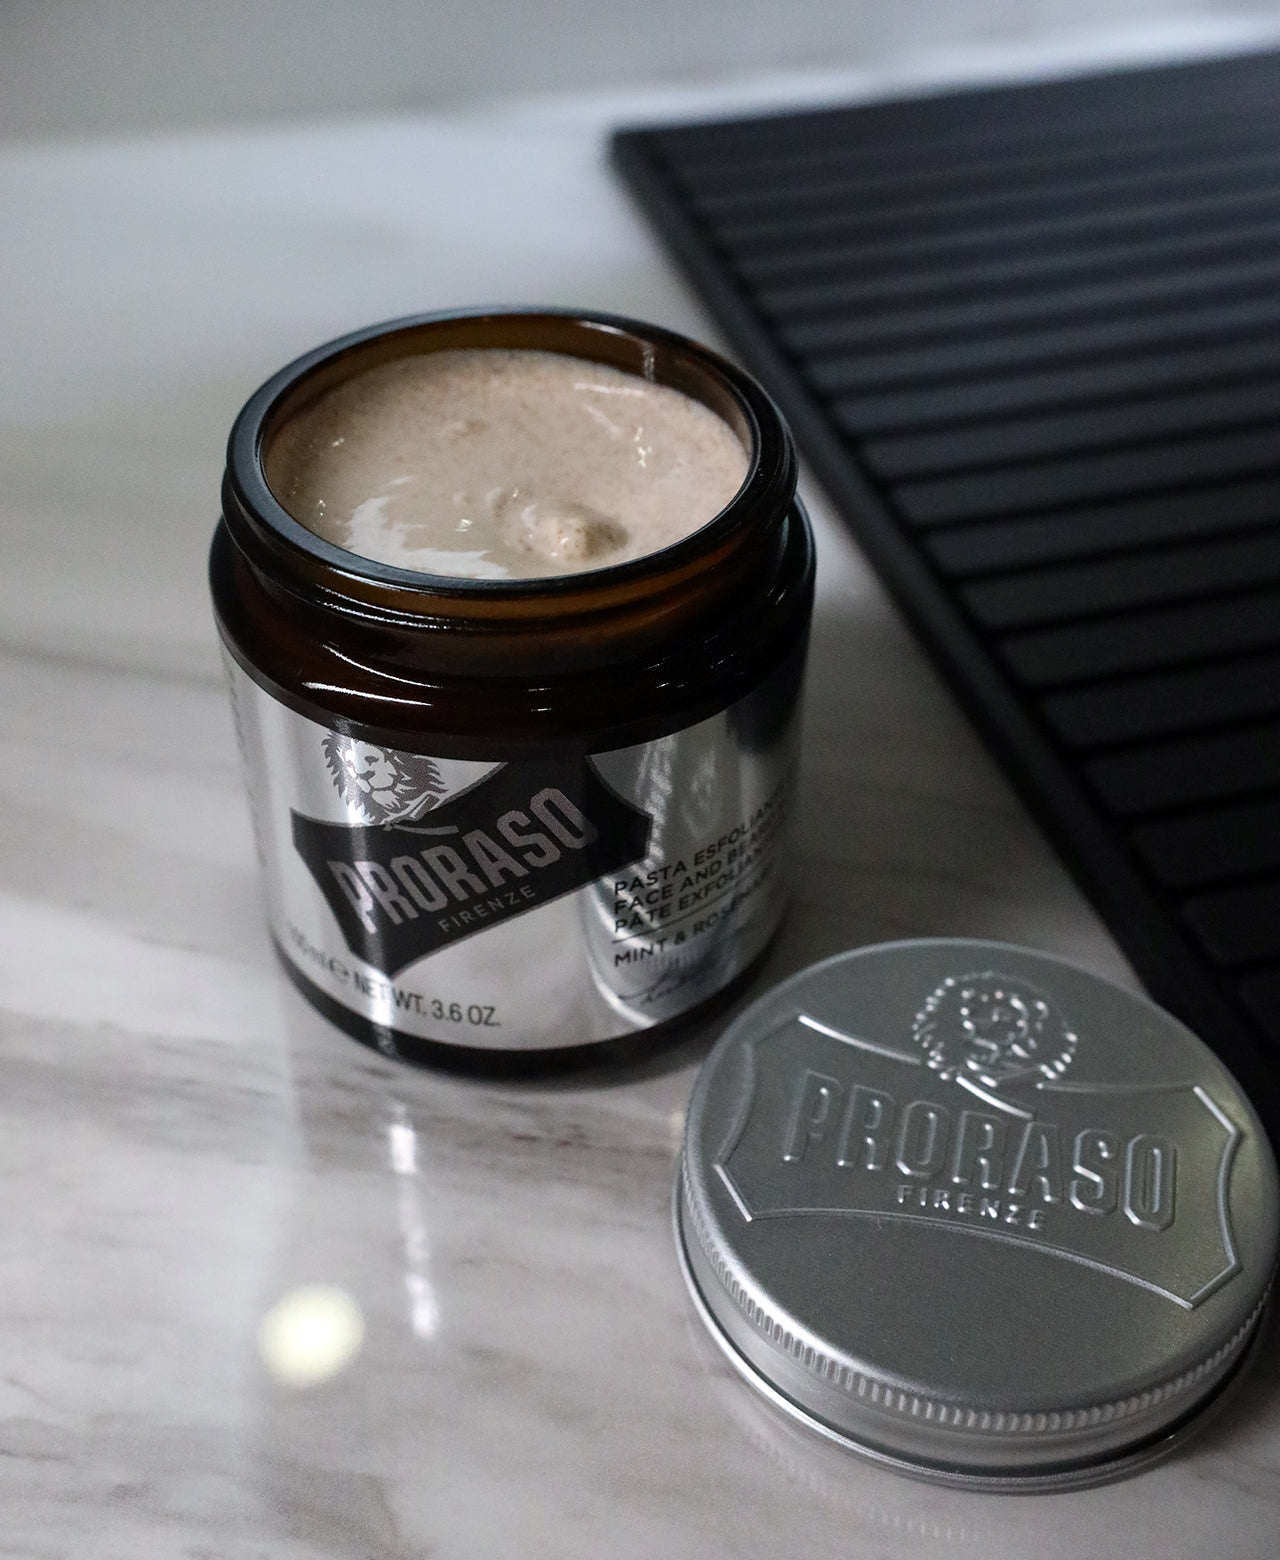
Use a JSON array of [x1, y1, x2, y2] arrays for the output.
[[3, 24, 1280, 1558]]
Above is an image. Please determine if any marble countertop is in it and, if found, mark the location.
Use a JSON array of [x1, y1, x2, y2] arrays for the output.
[[4, 22, 1280, 1557]]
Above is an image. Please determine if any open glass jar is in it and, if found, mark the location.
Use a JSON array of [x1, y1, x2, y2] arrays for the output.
[[211, 308, 814, 1063]]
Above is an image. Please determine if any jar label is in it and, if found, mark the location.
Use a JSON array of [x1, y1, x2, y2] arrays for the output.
[[224, 656, 800, 1051]]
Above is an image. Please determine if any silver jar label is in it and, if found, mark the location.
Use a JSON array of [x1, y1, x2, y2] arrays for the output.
[[225, 656, 798, 1050]]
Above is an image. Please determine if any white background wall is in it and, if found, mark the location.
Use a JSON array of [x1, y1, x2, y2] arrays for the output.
[[4, 1, 1280, 141]]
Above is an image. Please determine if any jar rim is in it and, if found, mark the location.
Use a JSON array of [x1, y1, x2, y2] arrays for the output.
[[224, 306, 796, 603]]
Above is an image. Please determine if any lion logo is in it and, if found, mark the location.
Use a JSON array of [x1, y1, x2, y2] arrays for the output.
[[913, 971, 1076, 1091], [322, 733, 447, 824]]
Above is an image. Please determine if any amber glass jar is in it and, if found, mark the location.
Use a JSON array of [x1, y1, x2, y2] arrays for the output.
[[212, 308, 814, 1064]]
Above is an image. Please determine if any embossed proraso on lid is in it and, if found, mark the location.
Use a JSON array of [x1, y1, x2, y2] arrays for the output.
[[677, 939, 1279, 1490]]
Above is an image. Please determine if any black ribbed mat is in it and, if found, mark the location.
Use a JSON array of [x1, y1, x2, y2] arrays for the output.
[[612, 50, 1280, 1133]]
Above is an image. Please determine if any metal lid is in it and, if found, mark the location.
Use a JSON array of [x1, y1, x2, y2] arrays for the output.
[[677, 939, 1279, 1490]]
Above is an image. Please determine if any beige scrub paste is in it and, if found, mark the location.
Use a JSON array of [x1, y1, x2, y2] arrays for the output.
[[266, 348, 750, 578]]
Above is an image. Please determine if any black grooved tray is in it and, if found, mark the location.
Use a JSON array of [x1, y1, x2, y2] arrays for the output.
[[612, 49, 1280, 1137]]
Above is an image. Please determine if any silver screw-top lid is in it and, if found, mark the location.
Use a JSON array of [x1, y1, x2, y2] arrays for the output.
[[677, 940, 1279, 1490]]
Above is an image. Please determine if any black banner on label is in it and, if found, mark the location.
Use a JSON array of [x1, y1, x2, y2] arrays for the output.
[[292, 758, 651, 977]]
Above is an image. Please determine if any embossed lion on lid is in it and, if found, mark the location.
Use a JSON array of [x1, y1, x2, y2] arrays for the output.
[[913, 971, 1077, 1090]]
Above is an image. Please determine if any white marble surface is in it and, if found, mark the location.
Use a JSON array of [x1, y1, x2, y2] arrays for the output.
[[3, 24, 1280, 1558]]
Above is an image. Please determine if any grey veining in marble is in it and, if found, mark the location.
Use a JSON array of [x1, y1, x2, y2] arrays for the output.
[[3, 26, 1280, 1558]]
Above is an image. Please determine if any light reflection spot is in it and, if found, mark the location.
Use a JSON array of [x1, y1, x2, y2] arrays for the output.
[[258, 1285, 365, 1388]]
